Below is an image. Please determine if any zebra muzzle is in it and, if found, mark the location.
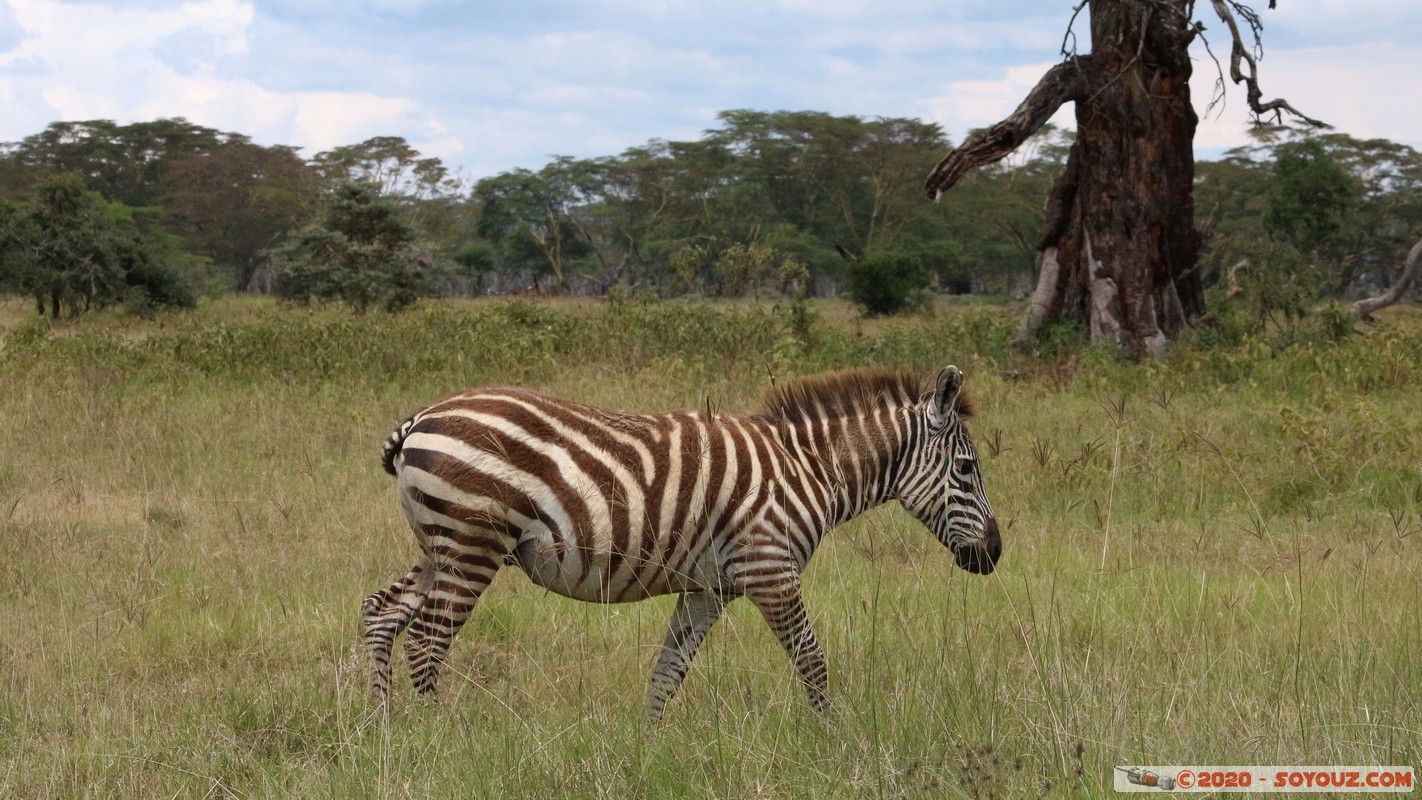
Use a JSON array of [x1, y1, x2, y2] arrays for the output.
[[954, 517, 1001, 575]]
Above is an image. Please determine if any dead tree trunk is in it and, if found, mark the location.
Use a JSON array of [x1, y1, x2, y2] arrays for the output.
[[1350, 235, 1422, 320], [926, 0, 1321, 359]]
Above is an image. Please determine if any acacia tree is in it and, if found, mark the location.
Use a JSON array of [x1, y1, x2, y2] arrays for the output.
[[473, 165, 597, 290], [270, 183, 434, 312], [162, 139, 318, 289], [925, 0, 1324, 358], [0, 174, 192, 316]]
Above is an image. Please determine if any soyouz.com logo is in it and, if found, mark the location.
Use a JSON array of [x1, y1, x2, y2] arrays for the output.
[[1114, 765, 1415, 793]]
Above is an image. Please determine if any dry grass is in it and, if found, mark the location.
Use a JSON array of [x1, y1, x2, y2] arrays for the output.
[[0, 296, 1418, 798]]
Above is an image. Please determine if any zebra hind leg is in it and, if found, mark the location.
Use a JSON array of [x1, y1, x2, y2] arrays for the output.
[[404, 526, 509, 695], [646, 590, 729, 723], [362, 558, 435, 697]]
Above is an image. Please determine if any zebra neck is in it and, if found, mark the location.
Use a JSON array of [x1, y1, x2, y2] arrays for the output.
[[781, 410, 907, 526]]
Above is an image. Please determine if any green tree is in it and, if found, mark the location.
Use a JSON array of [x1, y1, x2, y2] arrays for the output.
[[842, 252, 932, 316], [705, 111, 951, 279], [4, 118, 230, 207], [313, 136, 462, 203], [1, 118, 322, 293], [587, 138, 739, 289], [932, 124, 1074, 294], [0, 174, 192, 316], [1306, 133, 1422, 294], [162, 139, 319, 289], [473, 166, 596, 290], [1264, 138, 1360, 260], [312, 137, 471, 251], [270, 183, 434, 312]]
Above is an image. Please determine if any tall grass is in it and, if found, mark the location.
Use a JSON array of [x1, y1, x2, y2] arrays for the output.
[[1, 296, 1418, 798]]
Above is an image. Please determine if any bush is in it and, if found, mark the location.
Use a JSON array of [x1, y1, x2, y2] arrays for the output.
[[843, 252, 932, 316], [1, 174, 195, 317], [270, 183, 435, 312]]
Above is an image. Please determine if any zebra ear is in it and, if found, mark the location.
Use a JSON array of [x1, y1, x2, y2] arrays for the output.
[[931, 365, 964, 422]]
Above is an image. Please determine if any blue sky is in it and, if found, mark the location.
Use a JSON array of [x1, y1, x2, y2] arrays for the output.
[[2, 0, 1420, 182]]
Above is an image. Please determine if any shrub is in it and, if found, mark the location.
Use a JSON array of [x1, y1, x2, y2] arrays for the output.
[[843, 252, 932, 316], [270, 182, 435, 312]]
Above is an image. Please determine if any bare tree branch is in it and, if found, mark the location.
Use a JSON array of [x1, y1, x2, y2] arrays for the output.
[[1195, 20, 1231, 118], [1209, 0, 1328, 127], [925, 57, 1093, 200], [1350, 235, 1422, 320], [1226, 258, 1248, 297], [1060, 2, 1089, 57]]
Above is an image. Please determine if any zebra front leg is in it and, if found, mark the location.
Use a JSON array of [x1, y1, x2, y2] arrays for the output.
[[363, 557, 435, 696], [646, 591, 729, 723], [405, 529, 508, 694], [740, 569, 829, 712]]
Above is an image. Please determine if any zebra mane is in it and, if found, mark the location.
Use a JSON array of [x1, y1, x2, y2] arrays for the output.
[[758, 368, 974, 425]]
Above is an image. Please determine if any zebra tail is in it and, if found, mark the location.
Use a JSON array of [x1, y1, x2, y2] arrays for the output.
[[382, 415, 418, 476]]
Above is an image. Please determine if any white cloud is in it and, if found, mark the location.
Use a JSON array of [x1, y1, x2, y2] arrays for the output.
[[920, 62, 1074, 142], [288, 91, 419, 152], [2, 0, 1419, 181], [178, 0, 251, 55], [1, 0, 251, 70], [1192, 41, 1422, 151], [803, 18, 1062, 55], [0, 0, 450, 156], [920, 40, 1422, 157], [773, 0, 873, 20], [40, 83, 123, 121]]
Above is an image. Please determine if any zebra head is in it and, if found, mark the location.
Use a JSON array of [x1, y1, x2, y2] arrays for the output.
[[895, 365, 1001, 575]]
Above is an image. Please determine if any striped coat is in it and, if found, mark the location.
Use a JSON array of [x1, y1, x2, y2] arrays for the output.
[[363, 366, 1000, 720]]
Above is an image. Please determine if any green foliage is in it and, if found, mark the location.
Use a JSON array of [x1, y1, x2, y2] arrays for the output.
[[1264, 138, 1362, 257], [843, 252, 932, 316], [712, 243, 777, 298], [0, 174, 194, 316], [270, 183, 435, 312], [4, 118, 228, 207], [462, 110, 1047, 296], [161, 139, 317, 289], [313, 136, 462, 201], [1025, 314, 1090, 359], [1202, 129, 1421, 299], [1225, 239, 1318, 325], [0, 119, 465, 294], [473, 164, 598, 288], [6, 114, 1421, 333], [451, 239, 496, 275], [1196, 235, 1357, 350]]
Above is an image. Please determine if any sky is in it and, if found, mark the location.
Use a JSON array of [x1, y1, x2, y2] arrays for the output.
[[1, 0, 1420, 182]]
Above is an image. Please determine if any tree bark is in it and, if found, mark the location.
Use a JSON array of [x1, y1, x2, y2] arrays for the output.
[[926, 58, 1093, 200], [929, 1, 1318, 359], [1350, 235, 1422, 320], [930, 1, 1204, 359], [1018, 246, 1062, 342], [1065, 0, 1203, 359]]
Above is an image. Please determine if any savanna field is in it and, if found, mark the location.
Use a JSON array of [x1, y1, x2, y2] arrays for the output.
[[1, 295, 1419, 798]]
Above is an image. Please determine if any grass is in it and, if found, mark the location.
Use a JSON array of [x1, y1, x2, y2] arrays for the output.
[[0, 295, 1419, 798]]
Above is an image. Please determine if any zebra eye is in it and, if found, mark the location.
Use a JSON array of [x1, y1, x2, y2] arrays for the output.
[[957, 456, 978, 473]]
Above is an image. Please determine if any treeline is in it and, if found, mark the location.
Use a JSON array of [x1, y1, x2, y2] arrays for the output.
[[1, 113, 1419, 316], [1195, 129, 1422, 318]]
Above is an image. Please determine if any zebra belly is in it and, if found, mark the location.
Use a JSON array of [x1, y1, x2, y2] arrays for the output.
[[512, 524, 718, 603]]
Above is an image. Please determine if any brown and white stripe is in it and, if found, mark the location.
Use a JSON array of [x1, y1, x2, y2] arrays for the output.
[[363, 365, 1001, 720]]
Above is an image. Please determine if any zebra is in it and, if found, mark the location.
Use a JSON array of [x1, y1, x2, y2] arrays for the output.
[[362, 365, 1000, 721]]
